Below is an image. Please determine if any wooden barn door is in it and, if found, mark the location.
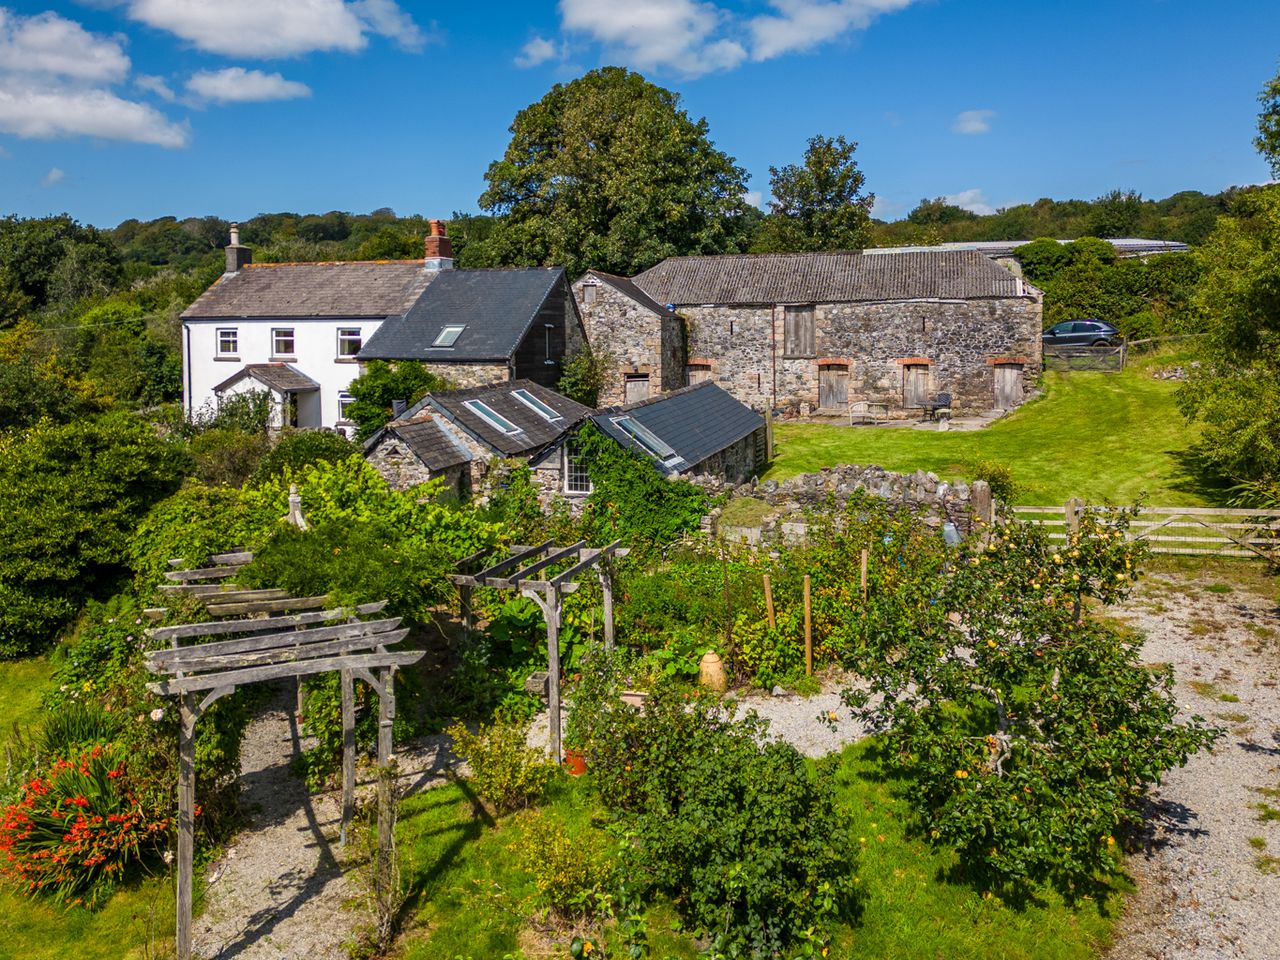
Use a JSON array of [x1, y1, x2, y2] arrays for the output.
[[903, 364, 930, 410], [818, 364, 849, 410], [994, 363, 1024, 409]]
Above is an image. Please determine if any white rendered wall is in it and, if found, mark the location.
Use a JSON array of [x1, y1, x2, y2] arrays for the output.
[[184, 317, 383, 429]]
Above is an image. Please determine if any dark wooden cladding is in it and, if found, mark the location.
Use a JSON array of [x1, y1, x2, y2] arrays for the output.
[[511, 279, 572, 386]]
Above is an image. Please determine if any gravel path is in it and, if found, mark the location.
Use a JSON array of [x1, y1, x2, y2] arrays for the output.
[[197, 570, 1279, 960], [1104, 572, 1280, 960]]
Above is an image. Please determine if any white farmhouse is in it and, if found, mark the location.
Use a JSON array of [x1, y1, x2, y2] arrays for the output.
[[181, 223, 452, 433]]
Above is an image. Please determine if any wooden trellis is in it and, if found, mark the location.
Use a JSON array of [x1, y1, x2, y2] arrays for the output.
[[451, 540, 628, 761], [146, 544, 422, 960]]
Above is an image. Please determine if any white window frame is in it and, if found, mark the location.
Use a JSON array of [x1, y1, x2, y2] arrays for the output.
[[336, 327, 362, 359], [433, 324, 466, 348], [512, 388, 562, 422], [464, 399, 521, 435], [216, 327, 239, 357], [272, 327, 296, 358], [337, 391, 355, 422], [563, 441, 592, 495]]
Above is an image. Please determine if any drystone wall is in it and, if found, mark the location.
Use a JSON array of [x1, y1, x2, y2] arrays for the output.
[[422, 361, 511, 390], [680, 296, 1042, 417], [710, 463, 994, 545]]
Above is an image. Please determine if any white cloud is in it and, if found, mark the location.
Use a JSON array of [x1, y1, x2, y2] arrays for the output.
[[515, 36, 558, 68], [187, 67, 311, 104], [0, 9, 189, 148], [559, 0, 746, 78], [0, 145, 9, 158], [0, 80, 190, 147], [748, 0, 918, 61], [0, 8, 130, 82], [952, 109, 995, 135], [121, 0, 426, 57], [549, 0, 922, 76], [42, 166, 65, 186], [943, 188, 995, 216], [745, 190, 764, 209], [136, 74, 177, 101]]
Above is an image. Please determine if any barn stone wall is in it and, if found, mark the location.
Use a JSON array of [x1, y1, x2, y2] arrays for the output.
[[572, 277, 686, 406], [678, 296, 1042, 417], [365, 434, 469, 499], [422, 361, 511, 391]]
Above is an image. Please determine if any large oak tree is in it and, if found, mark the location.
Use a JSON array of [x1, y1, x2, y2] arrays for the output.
[[470, 67, 753, 277]]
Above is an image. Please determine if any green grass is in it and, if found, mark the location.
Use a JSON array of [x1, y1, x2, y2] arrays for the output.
[[765, 370, 1219, 506], [0, 658, 174, 960], [395, 742, 1118, 960], [718, 496, 773, 528]]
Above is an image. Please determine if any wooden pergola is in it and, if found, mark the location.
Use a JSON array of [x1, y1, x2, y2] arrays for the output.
[[145, 544, 422, 960], [451, 540, 629, 761]]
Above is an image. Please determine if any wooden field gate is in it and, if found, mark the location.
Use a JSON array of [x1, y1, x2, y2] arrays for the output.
[[1012, 501, 1280, 560]]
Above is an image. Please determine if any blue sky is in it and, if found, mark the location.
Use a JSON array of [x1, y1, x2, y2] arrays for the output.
[[1, 0, 1277, 228]]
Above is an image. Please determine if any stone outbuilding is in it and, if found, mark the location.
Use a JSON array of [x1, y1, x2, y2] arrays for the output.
[[579, 249, 1042, 418], [365, 379, 593, 498], [534, 380, 767, 496], [571, 271, 686, 406]]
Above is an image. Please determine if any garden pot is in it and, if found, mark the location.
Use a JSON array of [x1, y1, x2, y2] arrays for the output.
[[699, 651, 728, 692], [564, 749, 587, 776]]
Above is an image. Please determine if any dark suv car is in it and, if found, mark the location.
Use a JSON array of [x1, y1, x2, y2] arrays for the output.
[[1043, 319, 1120, 348]]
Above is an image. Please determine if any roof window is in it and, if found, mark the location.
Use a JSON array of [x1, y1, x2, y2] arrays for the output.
[[512, 388, 562, 422], [612, 416, 677, 462], [433, 324, 466, 347], [464, 399, 521, 435]]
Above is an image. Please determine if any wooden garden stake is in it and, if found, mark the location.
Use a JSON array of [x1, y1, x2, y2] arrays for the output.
[[803, 575, 812, 677], [860, 548, 868, 601], [763, 574, 776, 630]]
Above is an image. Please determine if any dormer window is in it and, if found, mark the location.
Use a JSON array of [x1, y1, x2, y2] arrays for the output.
[[463, 399, 521, 435], [433, 325, 465, 348]]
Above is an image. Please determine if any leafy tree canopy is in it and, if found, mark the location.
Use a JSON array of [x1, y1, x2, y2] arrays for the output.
[[472, 67, 753, 277], [907, 197, 978, 226], [752, 134, 875, 253], [1179, 185, 1280, 482], [1256, 62, 1280, 179], [346, 360, 448, 440]]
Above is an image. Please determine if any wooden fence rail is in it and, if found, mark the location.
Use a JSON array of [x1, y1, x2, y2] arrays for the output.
[[1012, 502, 1280, 559]]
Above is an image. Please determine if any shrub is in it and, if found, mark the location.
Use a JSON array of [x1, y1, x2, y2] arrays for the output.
[[0, 412, 187, 656], [249, 430, 357, 486], [346, 360, 447, 440], [844, 507, 1220, 899], [0, 743, 169, 908], [511, 811, 618, 919], [589, 685, 859, 954], [972, 459, 1018, 504], [446, 717, 555, 815], [40, 703, 122, 759], [188, 427, 272, 487], [557, 346, 614, 407]]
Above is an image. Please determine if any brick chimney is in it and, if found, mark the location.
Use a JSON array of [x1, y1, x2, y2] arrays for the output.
[[225, 224, 252, 274], [423, 219, 454, 270]]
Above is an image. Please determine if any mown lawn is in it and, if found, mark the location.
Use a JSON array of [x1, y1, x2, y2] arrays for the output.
[[0, 657, 175, 960], [765, 368, 1220, 506], [395, 741, 1120, 960]]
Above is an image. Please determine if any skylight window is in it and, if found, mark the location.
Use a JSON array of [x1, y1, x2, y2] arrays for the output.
[[612, 416, 677, 461], [512, 388, 562, 422], [433, 324, 466, 348], [464, 400, 521, 435]]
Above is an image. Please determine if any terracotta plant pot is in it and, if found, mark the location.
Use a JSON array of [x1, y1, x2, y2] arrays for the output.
[[699, 650, 728, 692], [564, 749, 587, 776]]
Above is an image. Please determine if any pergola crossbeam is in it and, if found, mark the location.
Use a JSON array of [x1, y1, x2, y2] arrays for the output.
[[495, 540, 587, 587], [147, 601, 387, 642], [147, 629, 409, 674], [147, 617, 403, 667], [148, 647, 420, 696]]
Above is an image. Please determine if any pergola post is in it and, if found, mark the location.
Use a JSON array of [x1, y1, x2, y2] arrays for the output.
[[177, 693, 197, 960], [524, 586, 562, 761], [459, 583, 473, 644], [374, 667, 397, 920], [340, 668, 356, 846], [597, 561, 615, 652]]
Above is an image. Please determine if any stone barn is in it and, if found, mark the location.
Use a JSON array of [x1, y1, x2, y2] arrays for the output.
[[579, 249, 1042, 418]]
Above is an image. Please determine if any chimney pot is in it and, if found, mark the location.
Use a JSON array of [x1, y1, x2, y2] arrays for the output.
[[225, 224, 252, 274], [229, 224, 240, 246]]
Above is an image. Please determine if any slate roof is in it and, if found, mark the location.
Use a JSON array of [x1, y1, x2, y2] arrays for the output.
[[183, 261, 436, 319], [632, 250, 1026, 306], [409, 379, 595, 458], [365, 414, 472, 472], [358, 268, 565, 362], [591, 381, 763, 475], [584, 270, 680, 318], [213, 363, 320, 394]]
